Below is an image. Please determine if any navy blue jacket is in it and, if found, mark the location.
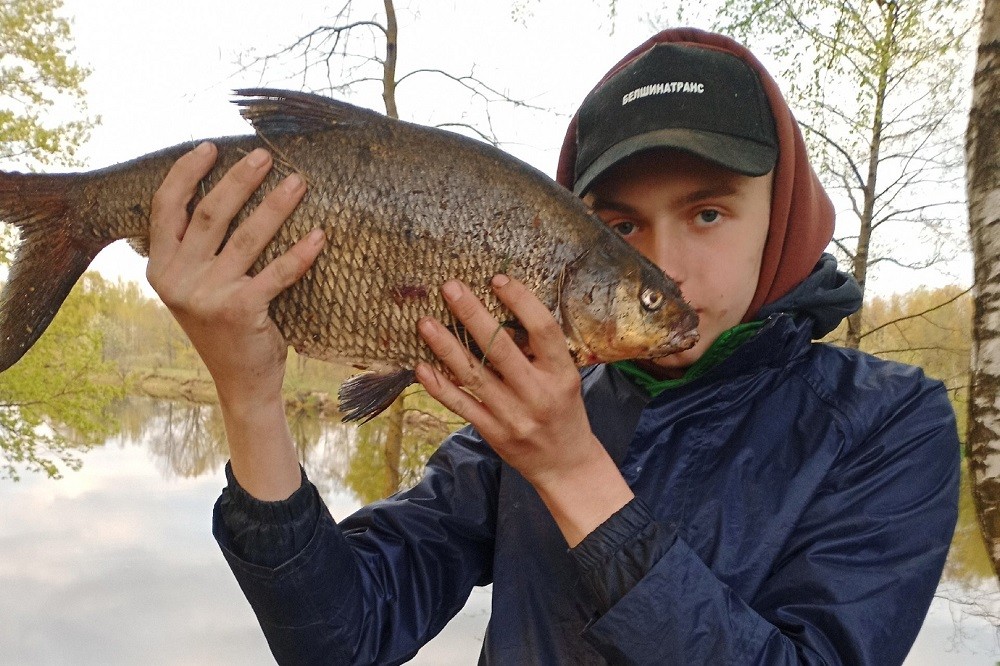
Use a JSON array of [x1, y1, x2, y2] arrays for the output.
[[214, 258, 959, 664]]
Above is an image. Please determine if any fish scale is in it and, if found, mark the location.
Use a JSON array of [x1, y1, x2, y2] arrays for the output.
[[0, 88, 699, 422]]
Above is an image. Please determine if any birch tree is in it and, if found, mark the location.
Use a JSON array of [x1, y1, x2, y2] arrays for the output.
[[716, 0, 975, 349], [967, 0, 1000, 578]]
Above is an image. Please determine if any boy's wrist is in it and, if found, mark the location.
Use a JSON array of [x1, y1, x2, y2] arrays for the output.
[[533, 443, 635, 548], [217, 384, 303, 502], [211, 357, 286, 409], [216, 377, 285, 424]]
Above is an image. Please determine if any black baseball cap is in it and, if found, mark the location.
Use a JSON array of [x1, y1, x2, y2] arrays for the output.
[[573, 42, 779, 195]]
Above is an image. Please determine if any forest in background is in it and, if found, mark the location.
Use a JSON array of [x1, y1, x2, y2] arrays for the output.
[[23, 271, 974, 420], [4, 270, 993, 583], [0, 270, 971, 457]]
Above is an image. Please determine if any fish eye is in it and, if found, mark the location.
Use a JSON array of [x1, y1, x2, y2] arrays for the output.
[[640, 288, 664, 312]]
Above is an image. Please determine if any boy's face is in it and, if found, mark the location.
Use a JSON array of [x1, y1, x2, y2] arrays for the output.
[[584, 149, 773, 377]]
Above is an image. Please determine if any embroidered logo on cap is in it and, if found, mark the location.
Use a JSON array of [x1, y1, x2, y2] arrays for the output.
[[622, 82, 705, 106]]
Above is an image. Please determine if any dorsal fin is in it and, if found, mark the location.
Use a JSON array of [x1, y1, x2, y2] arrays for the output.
[[233, 88, 384, 135]]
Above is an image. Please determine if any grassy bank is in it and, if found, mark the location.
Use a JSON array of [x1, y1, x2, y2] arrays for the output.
[[96, 367, 348, 418]]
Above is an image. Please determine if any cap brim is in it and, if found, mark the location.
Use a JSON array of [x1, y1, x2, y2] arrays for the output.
[[573, 128, 778, 196]]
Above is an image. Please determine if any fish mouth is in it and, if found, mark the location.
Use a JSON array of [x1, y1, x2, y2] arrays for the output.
[[646, 327, 700, 358], [560, 293, 700, 363]]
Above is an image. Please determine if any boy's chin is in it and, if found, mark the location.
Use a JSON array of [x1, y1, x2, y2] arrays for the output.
[[636, 345, 705, 380]]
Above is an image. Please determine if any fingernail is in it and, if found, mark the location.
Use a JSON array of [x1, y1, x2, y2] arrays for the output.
[[418, 318, 443, 343], [418, 318, 437, 335], [247, 148, 269, 168], [282, 173, 304, 192], [441, 281, 462, 302], [414, 362, 435, 384], [194, 141, 214, 155], [492, 274, 510, 288], [307, 228, 325, 245]]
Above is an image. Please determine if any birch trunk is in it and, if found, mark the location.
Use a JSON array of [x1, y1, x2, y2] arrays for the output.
[[967, 0, 1000, 577]]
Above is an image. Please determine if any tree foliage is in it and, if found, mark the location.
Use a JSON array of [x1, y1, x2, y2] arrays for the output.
[[0, 0, 95, 167], [0, 275, 122, 480], [0, 0, 96, 270], [715, 0, 975, 349]]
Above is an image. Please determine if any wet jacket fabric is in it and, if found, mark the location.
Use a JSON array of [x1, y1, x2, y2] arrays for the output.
[[213, 257, 960, 665]]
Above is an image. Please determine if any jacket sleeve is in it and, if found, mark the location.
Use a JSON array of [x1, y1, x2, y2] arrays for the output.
[[573, 379, 960, 665], [213, 426, 501, 666], [217, 462, 322, 569]]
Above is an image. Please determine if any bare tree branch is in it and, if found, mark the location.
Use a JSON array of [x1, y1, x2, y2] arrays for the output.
[[799, 120, 866, 189], [395, 67, 550, 112], [859, 287, 971, 340]]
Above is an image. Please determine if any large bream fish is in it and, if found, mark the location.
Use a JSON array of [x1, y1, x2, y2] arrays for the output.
[[0, 89, 698, 422]]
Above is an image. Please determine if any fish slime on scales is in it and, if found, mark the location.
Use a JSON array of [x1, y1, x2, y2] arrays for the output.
[[0, 88, 698, 422]]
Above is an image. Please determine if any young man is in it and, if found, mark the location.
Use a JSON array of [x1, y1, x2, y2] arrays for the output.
[[147, 28, 959, 665]]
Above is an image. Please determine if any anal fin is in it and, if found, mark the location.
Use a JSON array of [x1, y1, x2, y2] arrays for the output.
[[338, 368, 416, 423]]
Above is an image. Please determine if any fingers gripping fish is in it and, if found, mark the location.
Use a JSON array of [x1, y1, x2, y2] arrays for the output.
[[0, 89, 698, 422]]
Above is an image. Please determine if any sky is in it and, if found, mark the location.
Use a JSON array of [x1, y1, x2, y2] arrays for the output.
[[6, 0, 974, 296], [43, 0, 664, 294], [0, 410, 494, 664]]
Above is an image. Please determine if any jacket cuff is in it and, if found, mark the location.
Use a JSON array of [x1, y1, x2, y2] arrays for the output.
[[570, 496, 676, 614], [216, 461, 321, 569]]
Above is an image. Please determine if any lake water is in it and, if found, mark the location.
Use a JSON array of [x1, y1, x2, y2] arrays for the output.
[[1, 398, 998, 664]]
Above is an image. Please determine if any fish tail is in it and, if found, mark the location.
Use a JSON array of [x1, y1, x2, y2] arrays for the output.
[[0, 170, 109, 372]]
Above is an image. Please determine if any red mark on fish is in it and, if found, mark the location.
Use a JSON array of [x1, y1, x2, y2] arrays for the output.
[[390, 284, 430, 306]]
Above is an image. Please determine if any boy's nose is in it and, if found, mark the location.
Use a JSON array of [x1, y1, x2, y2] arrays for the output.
[[649, 229, 685, 285]]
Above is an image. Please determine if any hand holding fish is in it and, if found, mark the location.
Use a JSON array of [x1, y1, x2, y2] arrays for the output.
[[146, 143, 324, 500], [415, 277, 635, 547], [0, 89, 697, 426]]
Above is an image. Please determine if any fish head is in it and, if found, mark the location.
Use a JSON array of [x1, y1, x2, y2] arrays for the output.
[[558, 243, 699, 366]]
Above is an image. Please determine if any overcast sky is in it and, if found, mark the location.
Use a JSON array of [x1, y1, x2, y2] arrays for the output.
[[9, 0, 972, 295], [44, 0, 668, 292]]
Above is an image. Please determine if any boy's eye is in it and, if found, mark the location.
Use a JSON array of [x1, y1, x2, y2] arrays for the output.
[[697, 210, 721, 225], [610, 220, 636, 236]]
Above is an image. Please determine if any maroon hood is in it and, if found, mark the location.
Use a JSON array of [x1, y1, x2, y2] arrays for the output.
[[556, 28, 834, 320]]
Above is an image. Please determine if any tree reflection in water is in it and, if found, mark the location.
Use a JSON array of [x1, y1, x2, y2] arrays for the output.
[[106, 394, 454, 505], [100, 396, 1000, 654], [933, 470, 1000, 645]]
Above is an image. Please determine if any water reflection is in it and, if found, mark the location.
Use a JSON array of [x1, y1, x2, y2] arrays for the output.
[[0, 396, 480, 665], [102, 395, 455, 506], [915, 471, 1000, 662], [3, 395, 999, 663], [945, 471, 996, 583]]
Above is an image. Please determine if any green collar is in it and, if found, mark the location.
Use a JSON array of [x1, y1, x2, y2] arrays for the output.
[[612, 321, 764, 397]]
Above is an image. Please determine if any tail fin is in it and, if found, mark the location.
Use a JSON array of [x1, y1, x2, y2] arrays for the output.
[[0, 171, 108, 372]]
